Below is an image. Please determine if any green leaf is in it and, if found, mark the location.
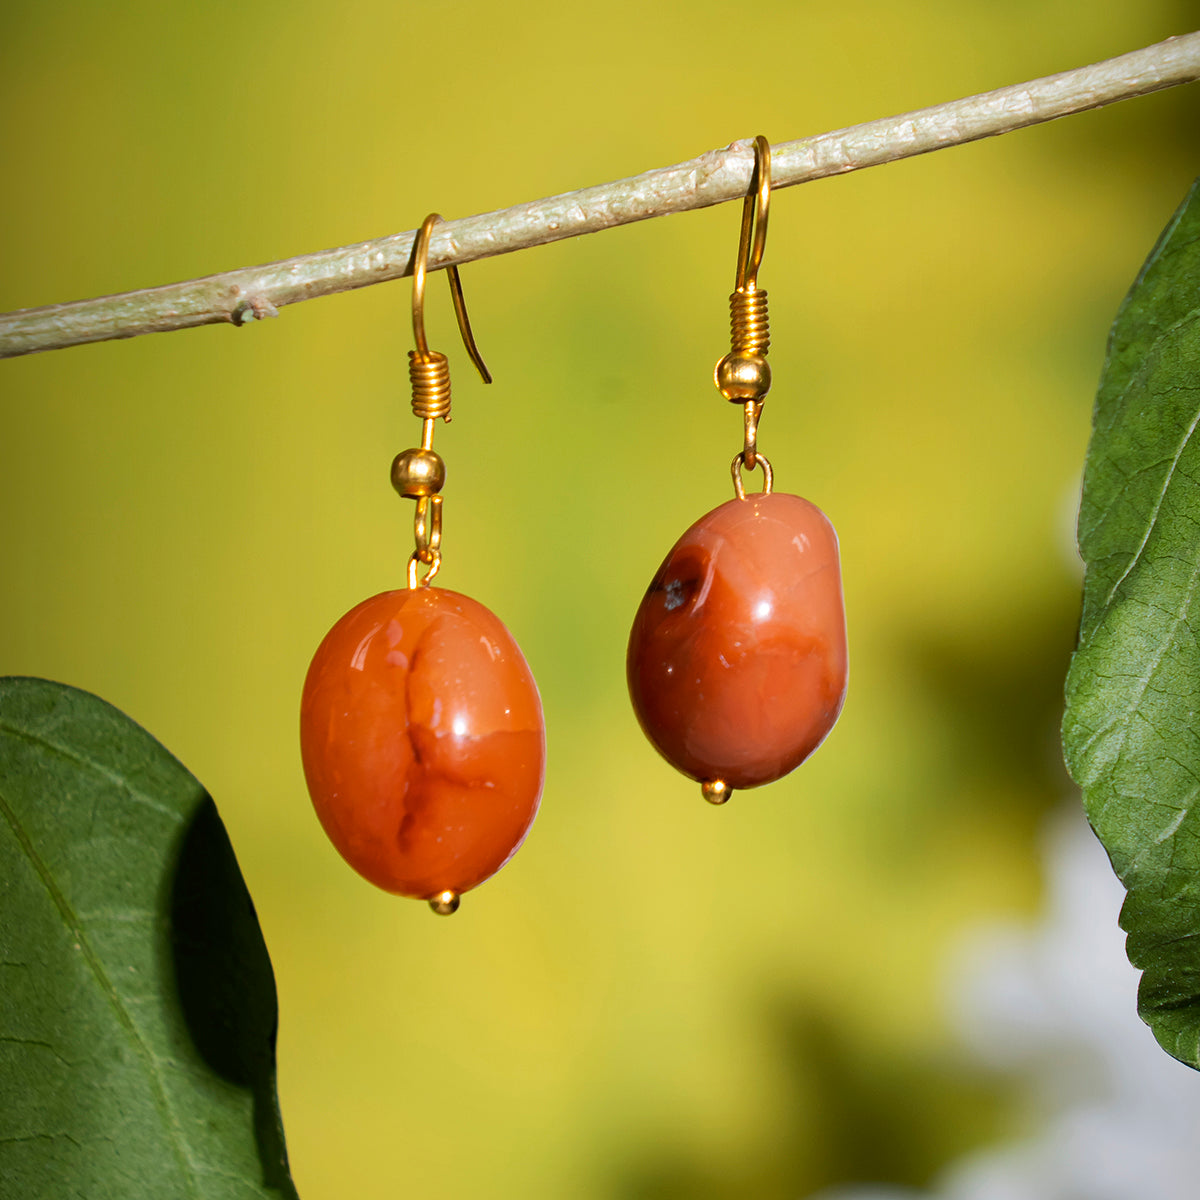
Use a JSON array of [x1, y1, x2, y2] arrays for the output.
[[1064, 178, 1200, 1070], [0, 677, 298, 1198]]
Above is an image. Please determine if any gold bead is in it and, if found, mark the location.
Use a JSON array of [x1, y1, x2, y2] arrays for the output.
[[391, 448, 446, 498], [701, 779, 732, 805], [428, 890, 460, 915], [715, 351, 771, 402]]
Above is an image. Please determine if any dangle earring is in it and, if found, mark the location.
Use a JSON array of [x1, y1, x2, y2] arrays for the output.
[[627, 137, 847, 805], [300, 214, 545, 914]]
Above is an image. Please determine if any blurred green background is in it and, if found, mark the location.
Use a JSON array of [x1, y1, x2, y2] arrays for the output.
[[2, 3, 1198, 1197]]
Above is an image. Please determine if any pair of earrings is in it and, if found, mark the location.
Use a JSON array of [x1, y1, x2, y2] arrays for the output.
[[300, 139, 848, 914]]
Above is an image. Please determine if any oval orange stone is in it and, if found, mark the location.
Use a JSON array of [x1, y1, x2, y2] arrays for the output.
[[300, 587, 544, 899], [627, 492, 847, 791]]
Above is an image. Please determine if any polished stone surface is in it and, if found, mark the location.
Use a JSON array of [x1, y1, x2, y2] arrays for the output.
[[301, 587, 544, 898], [627, 492, 847, 790]]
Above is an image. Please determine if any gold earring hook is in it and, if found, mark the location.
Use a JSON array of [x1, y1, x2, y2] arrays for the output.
[[392, 214, 493, 590], [411, 213, 492, 383], [716, 136, 774, 489], [734, 136, 771, 292]]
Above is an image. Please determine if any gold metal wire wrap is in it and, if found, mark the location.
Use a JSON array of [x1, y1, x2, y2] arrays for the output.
[[732, 449, 773, 498], [728, 286, 770, 356], [408, 349, 453, 421]]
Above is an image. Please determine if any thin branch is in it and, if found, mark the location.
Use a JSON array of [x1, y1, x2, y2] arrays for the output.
[[3, 32, 1199, 360]]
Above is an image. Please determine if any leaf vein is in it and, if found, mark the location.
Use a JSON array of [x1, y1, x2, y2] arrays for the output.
[[1101, 402, 1200, 609], [0, 1034, 73, 1066], [0, 719, 181, 824], [0, 785, 201, 1196]]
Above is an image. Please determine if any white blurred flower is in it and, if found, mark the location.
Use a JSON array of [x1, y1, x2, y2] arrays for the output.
[[809, 806, 1200, 1200]]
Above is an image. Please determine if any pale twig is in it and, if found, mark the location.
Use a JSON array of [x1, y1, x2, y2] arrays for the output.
[[2, 32, 1198, 360]]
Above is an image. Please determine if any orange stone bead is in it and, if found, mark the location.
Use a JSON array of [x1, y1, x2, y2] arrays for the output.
[[300, 587, 544, 899], [627, 491, 847, 791]]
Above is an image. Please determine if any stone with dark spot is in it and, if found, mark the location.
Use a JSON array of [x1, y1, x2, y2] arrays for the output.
[[627, 492, 847, 790]]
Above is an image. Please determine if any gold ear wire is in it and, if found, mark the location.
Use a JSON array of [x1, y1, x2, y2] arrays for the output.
[[734, 135, 771, 292], [408, 213, 492, 443], [392, 213, 493, 589], [410, 213, 492, 385], [716, 137, 774, 488]]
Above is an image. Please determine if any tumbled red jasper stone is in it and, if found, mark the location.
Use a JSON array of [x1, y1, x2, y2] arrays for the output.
[[300, 587, 544, 899], [627, 492, 847, 790]]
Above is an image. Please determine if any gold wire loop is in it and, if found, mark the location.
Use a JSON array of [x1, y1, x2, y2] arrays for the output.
[[404, 490, 443, 590], [413, 494, 442, 564], [734, 137, 771, 292], [732, 449, 773, 499], [407, 551, 442, 589]]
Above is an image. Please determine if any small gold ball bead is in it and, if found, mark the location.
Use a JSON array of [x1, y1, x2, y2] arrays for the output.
[[428, 890, 460, 915], [701, 780, 732, 805], [391, 448, 446, 498], [715, 352, 771, 402]]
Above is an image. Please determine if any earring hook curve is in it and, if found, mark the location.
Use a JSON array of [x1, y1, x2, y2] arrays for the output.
[[734, 136, 771, 291], [411, 213, 492, 383]]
